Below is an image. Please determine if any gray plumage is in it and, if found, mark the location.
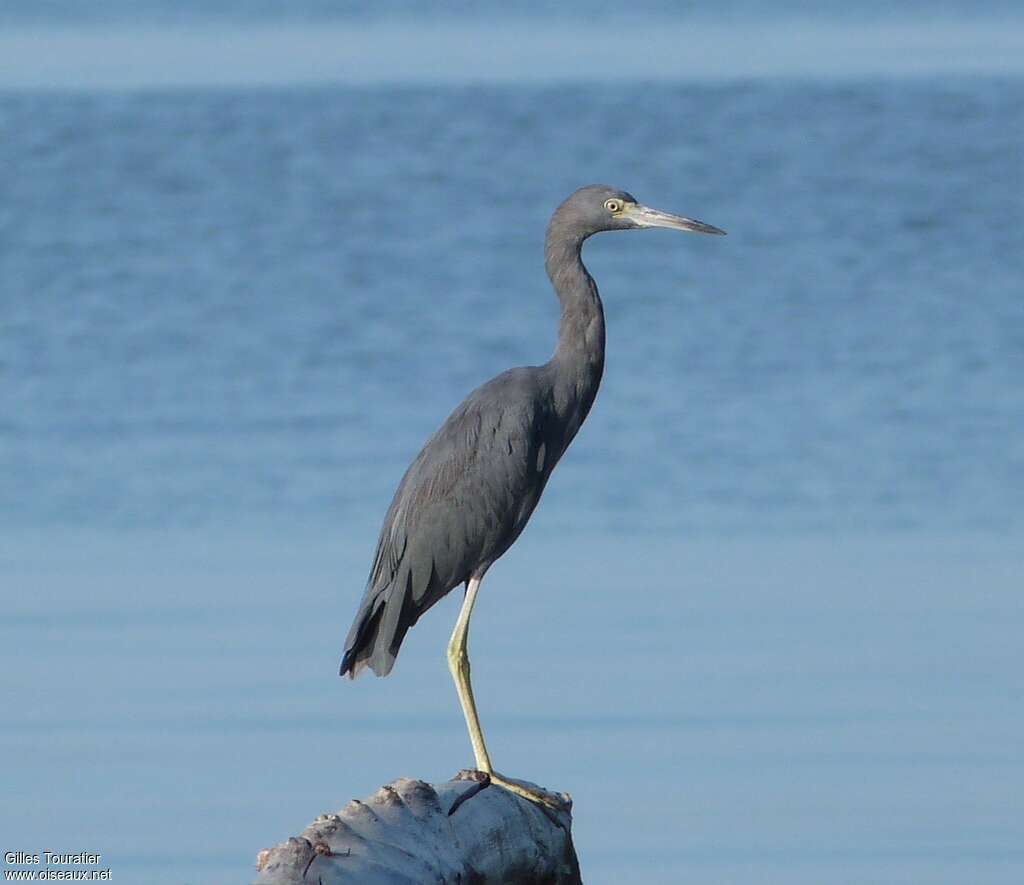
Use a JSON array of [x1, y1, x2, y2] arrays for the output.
[[340, 185, 724, 679]]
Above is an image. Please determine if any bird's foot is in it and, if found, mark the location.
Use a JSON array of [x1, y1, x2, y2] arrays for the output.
[[484, 770, 570, 812]]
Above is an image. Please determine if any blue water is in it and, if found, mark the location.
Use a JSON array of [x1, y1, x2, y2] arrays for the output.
[[2, 7, 1023, 885], [3, 0, 1021, 24]]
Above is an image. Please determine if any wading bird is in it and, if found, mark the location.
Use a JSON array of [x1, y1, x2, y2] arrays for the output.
[[340, 185, 724, 806]]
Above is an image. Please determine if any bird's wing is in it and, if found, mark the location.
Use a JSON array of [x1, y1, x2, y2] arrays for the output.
[[342, 368, 551, 678]]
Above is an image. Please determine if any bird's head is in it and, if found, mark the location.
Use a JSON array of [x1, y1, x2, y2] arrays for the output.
[[552, 184, 726, 239]]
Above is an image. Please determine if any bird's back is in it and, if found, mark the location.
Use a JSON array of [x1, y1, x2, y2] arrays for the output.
[[340, 365, 564, 678]]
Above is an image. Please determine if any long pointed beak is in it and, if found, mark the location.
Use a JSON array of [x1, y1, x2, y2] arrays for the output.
[[627, 204, 726, 236]]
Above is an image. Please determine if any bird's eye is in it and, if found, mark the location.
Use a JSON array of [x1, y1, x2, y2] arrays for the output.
[[604, 199, 622, 213]]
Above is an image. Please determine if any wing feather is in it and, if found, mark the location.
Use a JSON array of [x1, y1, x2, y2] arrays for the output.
[[340, 368, 555, 678]]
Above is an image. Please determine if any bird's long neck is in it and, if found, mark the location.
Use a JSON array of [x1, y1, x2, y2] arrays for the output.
[[544, 226, 606, 444]]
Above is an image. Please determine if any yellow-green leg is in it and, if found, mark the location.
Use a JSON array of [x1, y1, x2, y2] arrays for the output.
[[447, 576, 562, 809]]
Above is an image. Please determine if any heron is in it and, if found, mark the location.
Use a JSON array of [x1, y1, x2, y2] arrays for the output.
[[340, 184, 724, 807]]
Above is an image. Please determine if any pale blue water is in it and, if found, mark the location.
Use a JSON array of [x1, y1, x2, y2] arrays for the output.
[[1, 7, 1023, 885], [3, 0, 1021, 23]]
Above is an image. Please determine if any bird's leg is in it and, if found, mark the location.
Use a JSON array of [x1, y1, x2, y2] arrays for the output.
[[447, 577, 564, 811], [446, 577, 492, 773]]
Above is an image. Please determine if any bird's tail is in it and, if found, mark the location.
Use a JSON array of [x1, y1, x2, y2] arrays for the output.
[[339, 572, 416, 679], [339, 598, 383, 678]]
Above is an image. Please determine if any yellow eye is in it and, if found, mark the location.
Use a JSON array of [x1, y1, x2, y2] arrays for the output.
[[604, 199, 622, 213]]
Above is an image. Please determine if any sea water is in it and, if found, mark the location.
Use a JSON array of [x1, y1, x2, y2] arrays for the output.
[[1, 5, 1022, 883]]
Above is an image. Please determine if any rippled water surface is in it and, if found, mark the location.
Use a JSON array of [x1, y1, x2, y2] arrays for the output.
[[1, 11, 1023, 884]]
